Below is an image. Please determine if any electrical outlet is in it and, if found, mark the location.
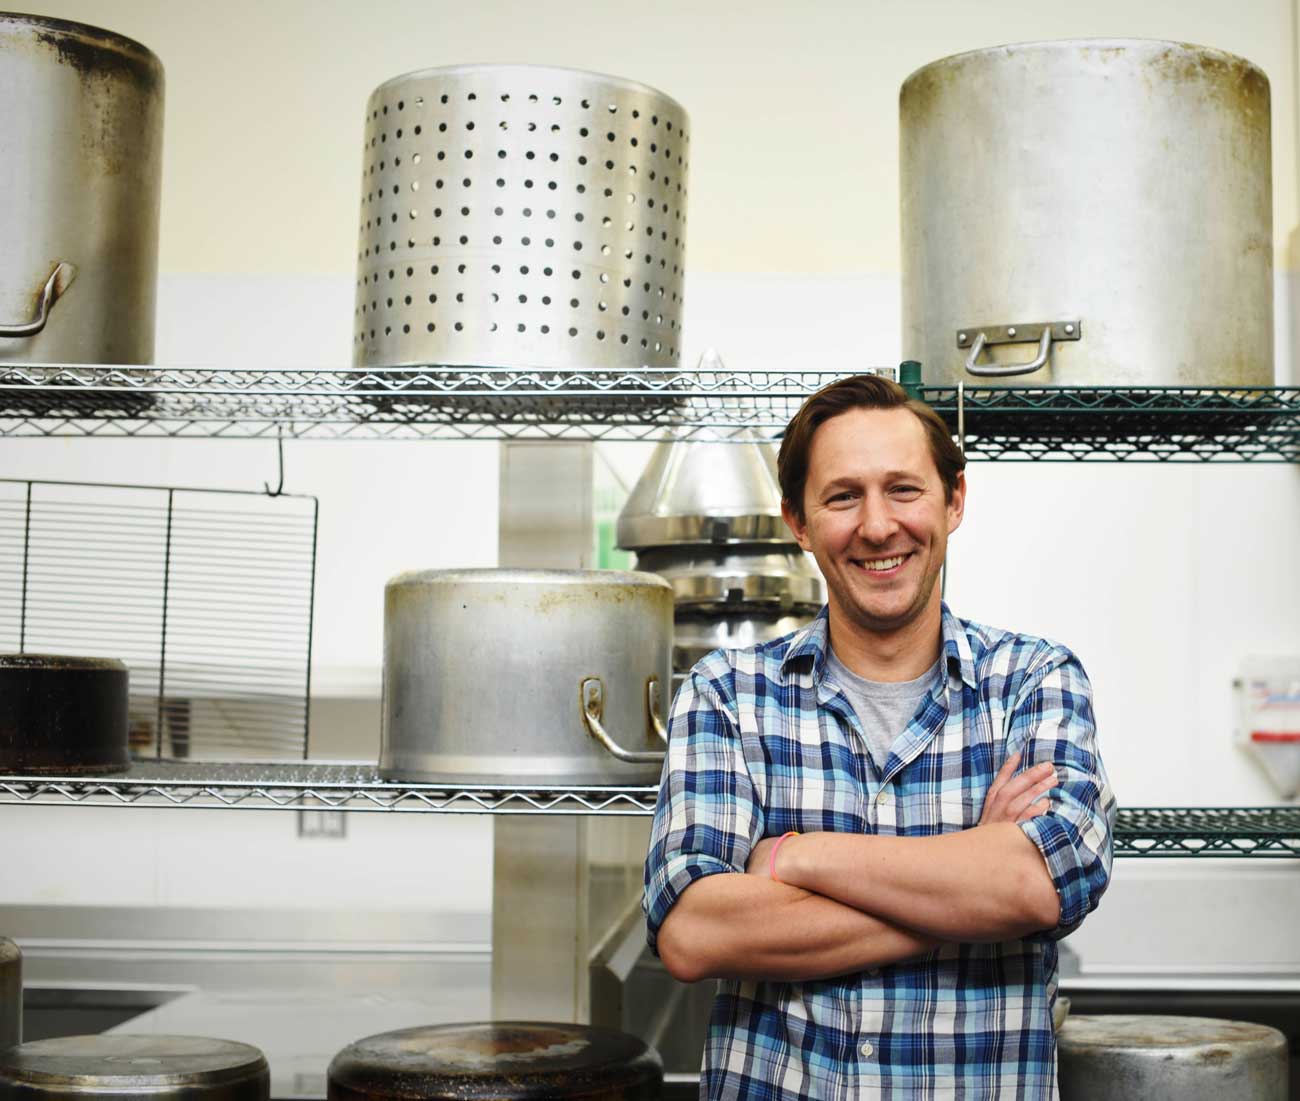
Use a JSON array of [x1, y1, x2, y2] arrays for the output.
[[297, 810, 347, 839]]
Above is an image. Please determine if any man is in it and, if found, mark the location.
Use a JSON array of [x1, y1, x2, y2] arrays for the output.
[[642, 374, 1116, 1099]]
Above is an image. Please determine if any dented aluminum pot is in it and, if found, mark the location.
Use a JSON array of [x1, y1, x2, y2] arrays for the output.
[[381, 569, 673, 785], [0, 939, 19, 1050], [0, 14, 164, 365], [1056, 1015, 1287, 1099], [900, 40, 1273, 387]]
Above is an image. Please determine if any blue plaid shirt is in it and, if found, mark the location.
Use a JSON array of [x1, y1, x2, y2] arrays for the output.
[[643, 604, 1116, 1100]]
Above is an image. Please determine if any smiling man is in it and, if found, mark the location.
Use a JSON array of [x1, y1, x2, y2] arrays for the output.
[[642, 374, 1116, 1100]]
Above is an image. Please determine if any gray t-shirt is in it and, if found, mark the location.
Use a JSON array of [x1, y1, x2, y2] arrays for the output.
[[825, 649, 945, 771]]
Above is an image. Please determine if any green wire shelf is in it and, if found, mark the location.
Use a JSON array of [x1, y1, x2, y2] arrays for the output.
[[1112, 807, 1300, 857], [920, 386, 1300, 462]]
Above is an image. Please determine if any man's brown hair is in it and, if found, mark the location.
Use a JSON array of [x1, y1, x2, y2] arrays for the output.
[[777, 374, 966, 521]]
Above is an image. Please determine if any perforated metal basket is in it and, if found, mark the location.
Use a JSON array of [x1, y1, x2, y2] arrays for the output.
[[352, 65, 689, 387]]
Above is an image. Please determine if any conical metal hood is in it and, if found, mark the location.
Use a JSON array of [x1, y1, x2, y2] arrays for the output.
[[618, 355, 794, 549]]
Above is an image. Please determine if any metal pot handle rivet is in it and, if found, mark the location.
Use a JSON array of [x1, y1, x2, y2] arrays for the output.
[[580, 676, 666, 765], [0, 262, 77, 339]]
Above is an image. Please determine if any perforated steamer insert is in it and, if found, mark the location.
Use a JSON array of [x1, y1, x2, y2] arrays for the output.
[[353, 65, 689, 399]]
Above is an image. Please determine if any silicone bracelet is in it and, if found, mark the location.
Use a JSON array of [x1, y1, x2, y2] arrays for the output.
[[769, 831, 800, 883]]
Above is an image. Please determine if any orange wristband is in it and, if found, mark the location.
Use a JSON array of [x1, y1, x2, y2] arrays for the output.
[[769, 831, 799, 882]]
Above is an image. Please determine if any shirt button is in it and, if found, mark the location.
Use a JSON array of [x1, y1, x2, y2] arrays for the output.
[[860, 1041, 874, 1058], [876, 792, 891, 806], [867, 968, 881, 977]]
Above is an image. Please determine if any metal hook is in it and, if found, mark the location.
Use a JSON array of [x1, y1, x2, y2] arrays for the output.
[[264, 429, 286, 497]]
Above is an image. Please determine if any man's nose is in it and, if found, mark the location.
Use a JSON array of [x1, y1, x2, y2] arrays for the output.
[[856, 495, 899, 544]]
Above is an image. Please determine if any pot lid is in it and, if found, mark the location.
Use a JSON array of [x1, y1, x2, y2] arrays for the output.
[[0, 1035, 269, 1092], [617, 360, 791, 550], [327, 1022, 662, 1101]]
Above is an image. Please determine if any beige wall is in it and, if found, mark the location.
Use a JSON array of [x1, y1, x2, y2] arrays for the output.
[[38, 0, 1300, 274]]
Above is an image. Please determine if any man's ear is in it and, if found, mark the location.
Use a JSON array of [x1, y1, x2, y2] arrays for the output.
[[947, 471, 966, 534], [781, 498, 812, 552]]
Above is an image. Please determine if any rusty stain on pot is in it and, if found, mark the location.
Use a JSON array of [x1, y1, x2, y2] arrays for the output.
[[1198, 1046, 1234, 1065], [903, 41, 1269, 131], [16, 14, 163, 95], [1, 15, 163, 180]]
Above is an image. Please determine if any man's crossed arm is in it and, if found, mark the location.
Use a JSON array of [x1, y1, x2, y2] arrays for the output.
[[656, 753, 1060, 984]]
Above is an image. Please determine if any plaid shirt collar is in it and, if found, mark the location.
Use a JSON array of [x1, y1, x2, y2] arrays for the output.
[[780, 600, 977, 688]]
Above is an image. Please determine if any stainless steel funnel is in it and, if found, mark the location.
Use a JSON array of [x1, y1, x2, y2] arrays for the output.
[[616, 403, 788, 549]]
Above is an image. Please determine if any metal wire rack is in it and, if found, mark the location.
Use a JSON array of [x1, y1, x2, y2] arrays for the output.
[[0, 762, 1294, 853], [1, 364, 1296, 458], [0, 762, 658, 816], [926, 386, 1300, 462], [1110, 807, 1300, 858], [0, 479, 318, 761]]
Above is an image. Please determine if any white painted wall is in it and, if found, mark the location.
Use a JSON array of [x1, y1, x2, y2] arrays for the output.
[[2, 0, 1299, 976]]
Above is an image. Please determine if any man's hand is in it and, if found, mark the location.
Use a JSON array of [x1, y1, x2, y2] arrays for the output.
[[747, 753, 1054, 879], [979, 751, 1057, 826]]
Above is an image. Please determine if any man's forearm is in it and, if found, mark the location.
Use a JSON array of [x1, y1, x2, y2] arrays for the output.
[[657, 872, 938, 984], [777, 823, 1060, 942]]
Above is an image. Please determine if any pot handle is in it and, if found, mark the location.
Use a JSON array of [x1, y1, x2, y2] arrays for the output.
[[647, 678, 669, 744], [958, 320, 1080, 378], [0, 263, 78, 339], [581, 677, 667, 765]]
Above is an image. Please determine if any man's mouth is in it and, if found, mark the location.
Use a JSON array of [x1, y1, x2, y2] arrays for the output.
[[852, 552, 910, 573]]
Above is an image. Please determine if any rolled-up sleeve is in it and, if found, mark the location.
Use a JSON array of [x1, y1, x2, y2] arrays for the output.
[[642, 668, 762, 955], [1009, 649, 1117, 940]]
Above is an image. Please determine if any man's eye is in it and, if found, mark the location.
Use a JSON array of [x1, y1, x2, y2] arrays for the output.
[[827, 492, 856, 505], [892, 486, 921, 497]]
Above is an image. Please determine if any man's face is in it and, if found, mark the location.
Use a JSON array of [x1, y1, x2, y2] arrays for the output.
[[782, 406, 965, 636]]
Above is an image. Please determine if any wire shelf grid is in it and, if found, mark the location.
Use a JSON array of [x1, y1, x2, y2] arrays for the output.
[[0, 762, 1295, 852], [0, 762, 658, 816], [0, 480, 318, 761], [2, 364, 1295, 457]]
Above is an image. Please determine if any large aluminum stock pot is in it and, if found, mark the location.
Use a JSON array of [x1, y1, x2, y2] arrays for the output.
[[0, 14, 164, 365], [900, 40, 1273, 387], [381, 569, 673, 784], [0, 939, 19, 1049]]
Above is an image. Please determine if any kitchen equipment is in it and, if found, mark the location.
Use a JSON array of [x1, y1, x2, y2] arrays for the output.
[[0, 655, 128, 775], [381, 569, 672, 784], [1056, 1015, 1287, 1099], [0, 480, 318, 763], [616, 424, 789, 550], [633, 546, 823, 609], [0, 1035, 269, 1101], [617, 421, 823, 675], [900, 40, 1272, 387], [327, 1022, 662, 1101], [353, 65, 689, 381], [0, 940, 19, 1050], [0, 14, 164, 366], [672, 610, 814, 672]]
